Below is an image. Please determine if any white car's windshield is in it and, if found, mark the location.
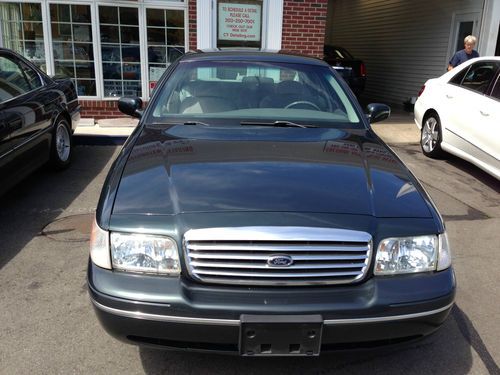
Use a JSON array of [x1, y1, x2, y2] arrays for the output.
[[148, 60, 362, 128]]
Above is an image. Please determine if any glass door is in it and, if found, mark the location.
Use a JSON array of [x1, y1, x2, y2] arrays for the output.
[[448, 12, 481, 64]]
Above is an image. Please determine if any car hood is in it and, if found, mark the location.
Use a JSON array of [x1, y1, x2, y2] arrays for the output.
[[112, 125, 431, 218]]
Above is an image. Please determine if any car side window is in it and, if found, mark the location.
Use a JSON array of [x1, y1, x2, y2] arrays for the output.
[[0, 55, 32, 103], [19, 61, 43, 90], [460, 62, 499, 94], [449, 66, 469, 85]]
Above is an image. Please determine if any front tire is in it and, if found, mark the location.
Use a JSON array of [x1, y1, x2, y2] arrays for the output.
[[50, 117, 72, 170], [421, 113, 445, 158]]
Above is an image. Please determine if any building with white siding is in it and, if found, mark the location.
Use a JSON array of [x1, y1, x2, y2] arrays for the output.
[[325, 0, 500, 107]]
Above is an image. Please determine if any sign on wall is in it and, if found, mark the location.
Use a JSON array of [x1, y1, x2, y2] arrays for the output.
[[217, 1, 262, 48]]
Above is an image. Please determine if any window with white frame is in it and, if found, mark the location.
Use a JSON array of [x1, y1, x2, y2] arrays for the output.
[[146, 7, 185, 93], [50, 3, 96, 96], [0, 3, 46, 70], [99, 5, 141, 98], [0, 1, 188, 99]]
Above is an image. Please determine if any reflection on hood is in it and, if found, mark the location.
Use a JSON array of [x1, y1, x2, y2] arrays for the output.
[[113, 127, 430, 218]]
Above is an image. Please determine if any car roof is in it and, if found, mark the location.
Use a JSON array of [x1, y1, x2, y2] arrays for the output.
[[440, 56, 500, 80], [0, 47, 19, 55], [463, 56, 500, 62], [179, 49, 328, 66]]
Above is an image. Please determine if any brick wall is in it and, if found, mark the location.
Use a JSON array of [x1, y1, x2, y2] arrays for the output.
[[80, 100, 122, 119], [189, 0, 197, 51], [281, 0, 328, 58]]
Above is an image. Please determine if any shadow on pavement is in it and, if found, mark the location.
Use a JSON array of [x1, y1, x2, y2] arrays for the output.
[[391, 144, 500, 193], [0, 145, 117, 270], [139, 304, 498, 374], [444, 155, 500, 193]]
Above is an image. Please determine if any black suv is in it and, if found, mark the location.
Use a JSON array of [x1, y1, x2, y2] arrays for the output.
[[323, 45, 366, 96]]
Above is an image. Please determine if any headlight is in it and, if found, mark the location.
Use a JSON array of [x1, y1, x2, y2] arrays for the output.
[[374, 233, 451, 275], [90, 218, 111, 270], [110, 232, 180, 275]]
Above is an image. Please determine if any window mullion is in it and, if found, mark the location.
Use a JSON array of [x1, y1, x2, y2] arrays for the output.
[[42, 0, 54, 75], [92, 2, 103, 99], [139, 4, 148, 101]]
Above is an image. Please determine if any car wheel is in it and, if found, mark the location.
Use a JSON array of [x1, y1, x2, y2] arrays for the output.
[[51, 117, 72, 169], [421, 113, 444, 158]]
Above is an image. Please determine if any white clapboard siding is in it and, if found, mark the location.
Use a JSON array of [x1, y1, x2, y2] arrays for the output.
[[326, 0, 484, 106]]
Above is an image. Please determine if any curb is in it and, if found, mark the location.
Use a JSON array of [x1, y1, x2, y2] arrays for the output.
[[73, 112, 419, 146]]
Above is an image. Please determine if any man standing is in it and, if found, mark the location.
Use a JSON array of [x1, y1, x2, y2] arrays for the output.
[[448, 35, 480, 71]]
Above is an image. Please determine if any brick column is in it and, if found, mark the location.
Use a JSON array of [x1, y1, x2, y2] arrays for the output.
[[281, 0, 328, 58], [189, 0, 197, 51]]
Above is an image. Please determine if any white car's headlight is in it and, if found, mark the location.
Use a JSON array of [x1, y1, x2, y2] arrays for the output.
[[374, 233, 451, 275], [110, 232, 180, 275]]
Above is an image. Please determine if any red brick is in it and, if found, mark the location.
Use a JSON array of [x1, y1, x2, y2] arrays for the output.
[[282, 0, 327, 58]]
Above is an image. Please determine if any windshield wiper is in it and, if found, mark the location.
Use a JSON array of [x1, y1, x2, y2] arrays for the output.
[[240, 120, 318, 128], [150, 121, 210, 127], [182, 121, 210, 126]]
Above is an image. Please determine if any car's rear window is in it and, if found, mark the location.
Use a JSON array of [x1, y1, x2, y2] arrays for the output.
[[148, 60, 362, 128]]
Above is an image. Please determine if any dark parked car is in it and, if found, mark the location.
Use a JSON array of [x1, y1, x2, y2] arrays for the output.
[[323, 45, 366, 96], [0, 48, 80, 195], [88, 51, 454, 356]]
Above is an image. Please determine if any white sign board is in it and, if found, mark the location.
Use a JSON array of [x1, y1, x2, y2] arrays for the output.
[[149, 66, 168, 82], [218, 3, 261, 42]]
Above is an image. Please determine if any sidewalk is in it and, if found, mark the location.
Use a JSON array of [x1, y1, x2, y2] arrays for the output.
[[74, 109, 420, 145], [73, 117, 139, 145], [371, 110, 420, 144]]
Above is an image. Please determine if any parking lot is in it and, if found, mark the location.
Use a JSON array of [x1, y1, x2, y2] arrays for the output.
[[0, 137, 499, 374]]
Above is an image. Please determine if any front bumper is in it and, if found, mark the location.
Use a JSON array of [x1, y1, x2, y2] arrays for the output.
[[88, 261, 455, 354], [413, 99, 425, 130]]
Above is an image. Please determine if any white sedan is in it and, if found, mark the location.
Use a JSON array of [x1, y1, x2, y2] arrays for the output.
[[414, 57, 500, 180]]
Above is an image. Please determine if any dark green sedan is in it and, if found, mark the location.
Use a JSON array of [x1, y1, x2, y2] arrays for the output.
[[88, 50, 455, 356]]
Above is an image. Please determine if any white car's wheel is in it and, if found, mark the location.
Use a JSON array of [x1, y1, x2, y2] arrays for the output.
[[421, 113, 445, 158]]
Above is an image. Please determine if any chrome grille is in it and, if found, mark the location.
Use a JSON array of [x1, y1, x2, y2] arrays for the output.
[[184, 227, 372, 286]]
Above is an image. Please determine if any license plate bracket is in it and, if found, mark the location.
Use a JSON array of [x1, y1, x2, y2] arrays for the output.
[[239, 315, 323, 356]]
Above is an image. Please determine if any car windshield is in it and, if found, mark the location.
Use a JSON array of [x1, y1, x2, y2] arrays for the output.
[[324, 46, 354, 60], [148, 60, 362, 128]]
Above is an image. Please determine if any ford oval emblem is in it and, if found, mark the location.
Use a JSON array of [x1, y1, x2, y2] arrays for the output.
[[267, 254, 294, 267]]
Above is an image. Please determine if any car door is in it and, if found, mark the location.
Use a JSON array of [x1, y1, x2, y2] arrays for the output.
[[0, 51, 55, 187], [474, 72, 500, 173], [0, 52, 52, 151], [0, 110, 8, 160], [443, 61, 500, 164], [0, 54, 33, 167]]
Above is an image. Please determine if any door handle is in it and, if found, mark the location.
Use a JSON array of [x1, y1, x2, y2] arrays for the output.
[[445, 94, 453, 99], [479, 110, 489, 117]]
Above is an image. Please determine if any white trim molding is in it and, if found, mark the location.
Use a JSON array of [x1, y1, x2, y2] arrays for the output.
[[264, 0, 283, 50], [197, 0, 213, 49]]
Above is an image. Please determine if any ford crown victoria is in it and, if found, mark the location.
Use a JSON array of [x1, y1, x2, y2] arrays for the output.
[[88, 51, 455, 356]]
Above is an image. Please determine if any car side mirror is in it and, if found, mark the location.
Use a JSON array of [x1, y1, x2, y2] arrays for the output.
[[366, 103, 391, 124], [118, 96, 143, 118]]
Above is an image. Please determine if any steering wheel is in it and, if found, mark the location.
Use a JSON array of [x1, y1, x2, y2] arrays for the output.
[[284, 101, 321, 111]]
